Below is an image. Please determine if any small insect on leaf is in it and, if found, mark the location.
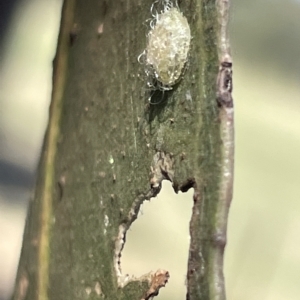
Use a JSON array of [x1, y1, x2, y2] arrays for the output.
[[146, 7, 191, 88]]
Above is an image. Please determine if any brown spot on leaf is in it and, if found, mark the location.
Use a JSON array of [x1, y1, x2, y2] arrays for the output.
[[142, 269, 170, 300]]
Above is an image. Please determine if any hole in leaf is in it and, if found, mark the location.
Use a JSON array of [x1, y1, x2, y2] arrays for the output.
[[122, 181, 193, 299]]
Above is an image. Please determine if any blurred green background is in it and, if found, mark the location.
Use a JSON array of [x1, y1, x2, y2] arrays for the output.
[[0, 0, 299, 299]]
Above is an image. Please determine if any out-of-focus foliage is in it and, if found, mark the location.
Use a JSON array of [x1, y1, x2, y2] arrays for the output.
[[230, 0, 300, 76]]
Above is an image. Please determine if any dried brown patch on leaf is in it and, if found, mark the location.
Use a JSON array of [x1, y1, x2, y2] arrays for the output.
[[141, 269, 170, 300]]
